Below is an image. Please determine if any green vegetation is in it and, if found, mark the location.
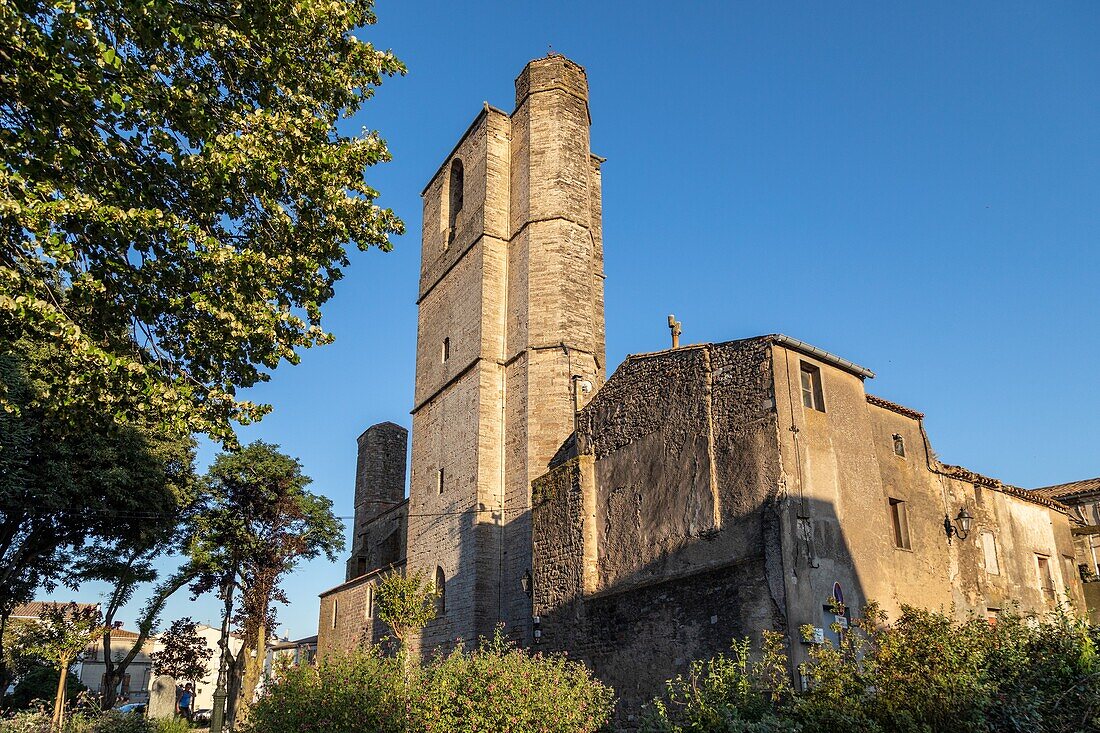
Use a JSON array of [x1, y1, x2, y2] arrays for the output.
[[642, 603, 1100, 733], [1, 0, 404, 444], [0, 710, 191, 733], [244, 631, 615, 733]]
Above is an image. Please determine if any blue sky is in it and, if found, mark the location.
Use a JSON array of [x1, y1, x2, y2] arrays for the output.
[[57, 1, 1099, 639]]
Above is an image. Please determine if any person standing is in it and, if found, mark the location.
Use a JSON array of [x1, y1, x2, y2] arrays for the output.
[[177, 684, 195, 723]]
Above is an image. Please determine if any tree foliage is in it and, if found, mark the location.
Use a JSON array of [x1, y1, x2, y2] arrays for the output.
[[149, 617, 211, 683], [375, 571, 437, 653], [0, 0, 405, 444], [7, 662, 86, 713], [17, 603, 104, 729], [186, 441, 343, 722]]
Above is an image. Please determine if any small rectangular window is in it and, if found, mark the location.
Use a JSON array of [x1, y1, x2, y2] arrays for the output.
[[986, 608, 1000, 626], [981, 532, 999, 575], [892, 434, 906, 457], [889, 498, 911, 550], [1036, 555, 1055, 601], [800, 362, 825, 412], [437, 467, 445, 495]]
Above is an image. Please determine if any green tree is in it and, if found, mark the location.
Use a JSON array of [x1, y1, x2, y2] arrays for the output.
[[8, 662, 86, 713], [375, 571, 438, 660], [19, 603, 104, 729], [149, 617, 212, 683], [187, 441, 343, 725], [0, 0, 405, 445], [0, 345, 195, 707]]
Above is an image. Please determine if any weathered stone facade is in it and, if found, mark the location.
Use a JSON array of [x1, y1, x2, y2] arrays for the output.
[[317, 56, 1092, 726], [532, 336, 1086, 720], [405, 54, 605, 651]]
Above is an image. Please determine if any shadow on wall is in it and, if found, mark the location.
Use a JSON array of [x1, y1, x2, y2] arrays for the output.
[[530, 456, 866, 726]]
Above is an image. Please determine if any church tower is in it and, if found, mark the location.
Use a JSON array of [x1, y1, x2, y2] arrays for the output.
[[407, 55, 605, 649]]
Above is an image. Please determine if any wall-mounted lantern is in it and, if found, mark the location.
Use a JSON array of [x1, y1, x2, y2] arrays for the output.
[[521, 569, 533, 598], [944, 507, 974, 541]]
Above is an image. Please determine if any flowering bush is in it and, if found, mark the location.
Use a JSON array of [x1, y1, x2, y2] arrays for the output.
[[642, 603, 1100, 733], [243, 630, 613, 733]]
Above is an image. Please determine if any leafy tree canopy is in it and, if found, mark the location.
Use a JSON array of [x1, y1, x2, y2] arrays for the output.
[[376, 571, 437, 652], [149, 617, 212, 682], [0, 0, 405, 444], [0, 344, 196, 619]]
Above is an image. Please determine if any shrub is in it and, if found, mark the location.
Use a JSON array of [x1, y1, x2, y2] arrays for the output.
[[644, 603, 1100, 733], [410, 629, 614, 733], [243, 629, 613, 733], [244, 646, 404, 733]]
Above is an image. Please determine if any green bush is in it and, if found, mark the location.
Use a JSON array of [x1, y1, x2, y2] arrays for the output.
[[643, 603, 1100, 733], [244, 629, 614, 733], [411, 630, 614, 733], [0, 709, 191, 733]]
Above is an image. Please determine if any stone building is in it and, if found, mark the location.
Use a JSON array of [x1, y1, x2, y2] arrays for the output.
[[317, 55, 1091, 714], [1032, 478, 1100, 623]]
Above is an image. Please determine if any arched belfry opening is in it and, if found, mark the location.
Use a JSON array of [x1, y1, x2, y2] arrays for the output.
[[447, 158, 463, 244]]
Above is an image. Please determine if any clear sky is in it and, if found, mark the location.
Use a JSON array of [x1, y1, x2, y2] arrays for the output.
[[56, 1, 1099, 639]]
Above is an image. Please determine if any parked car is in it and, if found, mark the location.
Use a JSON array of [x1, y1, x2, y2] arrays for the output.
[[192, 709, 212, 725], [116, 703, 146, 715]]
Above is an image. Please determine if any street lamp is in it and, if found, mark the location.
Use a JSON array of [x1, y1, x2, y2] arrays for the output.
[[944, 507, 974, 541], [520, 569, 533, 598]]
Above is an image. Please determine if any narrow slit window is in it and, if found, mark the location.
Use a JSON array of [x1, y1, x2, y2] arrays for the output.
[[437, 467, 445, 495], [435, 566, 446, 615], [331, 599, 339, 629], [366, 585, 374, 619], [889, 498, 911, 550], [800, 362, 825, 412], [441, 337, 450, 363], [893, 434, 906, 457], [447, 158, 464, 245]]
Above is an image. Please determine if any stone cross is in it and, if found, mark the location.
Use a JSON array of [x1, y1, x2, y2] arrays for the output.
[[667, 314, 682, 349]]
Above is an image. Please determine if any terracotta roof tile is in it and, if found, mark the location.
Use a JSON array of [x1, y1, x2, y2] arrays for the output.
[[12, 602, 99, 619], [1031, 478, 1100, 501], [866, 394, 924, 420]]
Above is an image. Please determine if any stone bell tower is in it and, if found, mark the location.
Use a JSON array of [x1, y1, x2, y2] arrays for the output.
[[406, 55, 605, 650]]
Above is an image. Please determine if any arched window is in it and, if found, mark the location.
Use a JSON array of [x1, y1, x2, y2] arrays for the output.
[[435, 566, 446, 615], [447, 158, 463, 244]]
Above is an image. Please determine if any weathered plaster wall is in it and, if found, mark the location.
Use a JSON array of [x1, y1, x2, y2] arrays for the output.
[[771, 341, 1083, 673]]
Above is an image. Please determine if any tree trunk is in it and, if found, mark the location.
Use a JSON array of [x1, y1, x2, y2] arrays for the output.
[[52, 655, 70, 730], [0, 611, 10, 708], [240, 619, 267, 709]]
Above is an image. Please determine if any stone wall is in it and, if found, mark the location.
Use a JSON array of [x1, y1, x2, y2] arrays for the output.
[[347, 423, 408, 581], [316, 565, 399, 660], [533, 339, 786, 721], [406, 54, 606, 653]]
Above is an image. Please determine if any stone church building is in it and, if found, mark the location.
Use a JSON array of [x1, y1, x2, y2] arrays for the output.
[[317, 55, 1092, 714]]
